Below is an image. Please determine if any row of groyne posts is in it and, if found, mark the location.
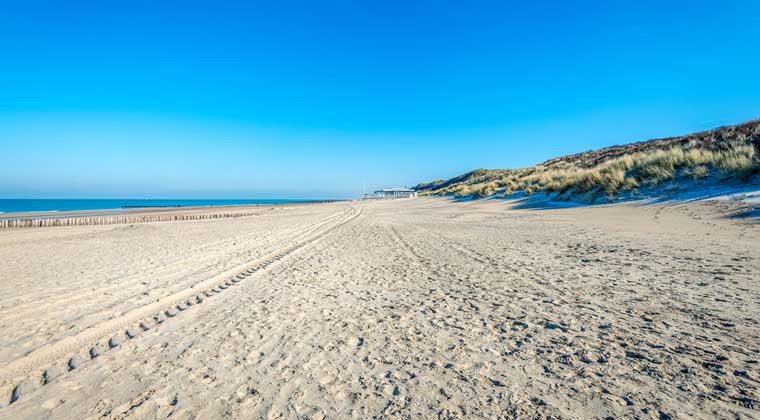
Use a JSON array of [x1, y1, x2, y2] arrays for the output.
[[0, 211, 262, 229]]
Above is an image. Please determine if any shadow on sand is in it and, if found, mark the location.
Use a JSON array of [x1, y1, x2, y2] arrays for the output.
[[726, 205, 760, 220], [443, 182, 760, 221]]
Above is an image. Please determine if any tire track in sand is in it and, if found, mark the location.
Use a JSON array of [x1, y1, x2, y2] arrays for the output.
[[0, 207, 342, 332], [0, 205, 362, 408]]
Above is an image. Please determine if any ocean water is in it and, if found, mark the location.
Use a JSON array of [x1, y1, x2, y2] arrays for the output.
[[0, 199, 334, 214]]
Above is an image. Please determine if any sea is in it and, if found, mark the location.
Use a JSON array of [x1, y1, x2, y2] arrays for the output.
[[0, 199, 336, 215]]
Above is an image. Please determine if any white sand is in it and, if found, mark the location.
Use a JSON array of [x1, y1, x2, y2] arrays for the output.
[[0, 198, 757, 419]]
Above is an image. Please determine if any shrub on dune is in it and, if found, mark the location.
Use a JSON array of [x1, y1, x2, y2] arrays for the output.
[[715, 145, 757, 179], [688, 165, 709, 179], [622, 176, 639, 190]]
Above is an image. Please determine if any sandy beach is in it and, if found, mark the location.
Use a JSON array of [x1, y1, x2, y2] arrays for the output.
[[0, 198, 758, 419]]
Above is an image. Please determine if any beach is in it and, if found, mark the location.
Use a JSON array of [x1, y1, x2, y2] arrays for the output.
[[0, 198, 758, 419]]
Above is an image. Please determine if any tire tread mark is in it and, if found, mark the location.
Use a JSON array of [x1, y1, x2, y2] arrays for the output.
[[0, 205, 362, 408]]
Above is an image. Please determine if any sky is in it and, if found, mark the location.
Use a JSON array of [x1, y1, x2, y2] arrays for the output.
[[1, 0, 759, 198]]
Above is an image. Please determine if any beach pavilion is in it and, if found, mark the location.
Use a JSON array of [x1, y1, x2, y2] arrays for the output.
[[373, 188, 418, 198]]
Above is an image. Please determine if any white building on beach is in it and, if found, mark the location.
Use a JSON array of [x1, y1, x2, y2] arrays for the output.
[[373, 188, 418, 199]]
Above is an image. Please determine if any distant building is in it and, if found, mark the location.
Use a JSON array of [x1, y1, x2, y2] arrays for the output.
[[373, 188, 418, 199]]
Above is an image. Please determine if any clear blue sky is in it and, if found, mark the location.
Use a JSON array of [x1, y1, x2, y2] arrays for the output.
[[2, 0, 759, 198]]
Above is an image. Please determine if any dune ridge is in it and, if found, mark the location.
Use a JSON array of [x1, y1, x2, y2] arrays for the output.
[[416, 119, 760, 203]]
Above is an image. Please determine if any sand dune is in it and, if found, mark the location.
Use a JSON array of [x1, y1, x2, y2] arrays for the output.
[[0, 198, 757, 419]]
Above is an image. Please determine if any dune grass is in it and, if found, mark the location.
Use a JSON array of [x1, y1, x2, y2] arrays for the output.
[[417, 121, 760, 201]]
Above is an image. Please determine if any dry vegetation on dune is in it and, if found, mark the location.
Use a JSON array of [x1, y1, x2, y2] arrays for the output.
[[417, 120, 760, 202]]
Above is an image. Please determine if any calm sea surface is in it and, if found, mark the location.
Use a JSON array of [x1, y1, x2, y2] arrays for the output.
[[0, 199, 335, 214]]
